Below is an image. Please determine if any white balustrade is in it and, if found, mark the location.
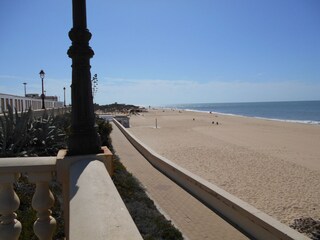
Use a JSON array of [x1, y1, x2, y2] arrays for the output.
[[0, 173, 21, 240], [0, 157, 56, 240], [0, 151, 143, 240], [29, 172, 56, 240]]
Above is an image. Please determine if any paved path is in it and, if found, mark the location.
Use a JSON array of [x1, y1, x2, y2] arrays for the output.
[[111, 123, 247, 240]]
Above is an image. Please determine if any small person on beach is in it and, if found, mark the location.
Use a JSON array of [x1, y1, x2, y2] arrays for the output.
[[216, 122, 219, 125], [212, 121, 214, 124], [193, 118, 195, 121]]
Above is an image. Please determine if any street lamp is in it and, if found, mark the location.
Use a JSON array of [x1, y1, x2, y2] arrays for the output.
[[23, 82, 27, 96], [39, 70, 45, 109], [67, 0, 101, 155], [63, 87, 66, 107]]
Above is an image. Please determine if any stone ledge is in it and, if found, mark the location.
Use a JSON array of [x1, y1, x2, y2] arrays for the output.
[[56, 147, 142, 240], [0, 157, 56, 173], [68, 159, 142, 240]]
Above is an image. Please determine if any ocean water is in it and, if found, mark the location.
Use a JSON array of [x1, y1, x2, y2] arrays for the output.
[[165, 101, 320, 125]]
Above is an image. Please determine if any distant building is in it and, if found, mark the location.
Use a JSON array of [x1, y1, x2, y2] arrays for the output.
[[25, 93, 58, 101], [46, 96, 59, 101], [0, 93, 63, 112], [26, 93, 40, 98]]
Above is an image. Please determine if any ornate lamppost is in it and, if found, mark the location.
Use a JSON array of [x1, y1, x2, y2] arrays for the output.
[[67, 0, 101, 155], [39, 70, 45, 109], [63, 87, 66, 107]]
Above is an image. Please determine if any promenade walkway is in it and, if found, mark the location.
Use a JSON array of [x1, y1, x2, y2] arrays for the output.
[[111, 123, 247, 240]]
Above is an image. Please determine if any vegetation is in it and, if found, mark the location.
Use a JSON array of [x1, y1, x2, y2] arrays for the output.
[[94, 102, 146, 114], [290, 217, 320, 240], [96, 117, 113, 152], [91, 73, 98, 99], [0, 106, 68, 157]]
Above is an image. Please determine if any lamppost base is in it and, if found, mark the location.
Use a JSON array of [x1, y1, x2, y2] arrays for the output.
[[67, 131, 102, 156]]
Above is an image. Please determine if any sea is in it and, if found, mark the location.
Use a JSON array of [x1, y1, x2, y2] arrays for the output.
[[165, 101, 320, 125]]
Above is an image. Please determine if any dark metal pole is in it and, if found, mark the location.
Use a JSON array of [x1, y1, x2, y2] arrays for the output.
[[63, 87, 66, 107], [23, 82, 27, 96], [41, 75, 45, 109], [67, 0, 101, 155]]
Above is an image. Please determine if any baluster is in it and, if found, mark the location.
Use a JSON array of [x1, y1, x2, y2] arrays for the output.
[[29, 172, 56, 240], [0, 173, 21, 240]]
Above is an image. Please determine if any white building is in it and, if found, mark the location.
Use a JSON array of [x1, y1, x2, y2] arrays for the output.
[[0, 93, 63, 113]]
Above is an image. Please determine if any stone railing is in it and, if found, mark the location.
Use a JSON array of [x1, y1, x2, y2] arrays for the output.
[[0, 148, 142, 240], [0, 156, 57, 240]]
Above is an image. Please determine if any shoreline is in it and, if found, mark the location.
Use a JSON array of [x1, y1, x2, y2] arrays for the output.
[[160, 107, 320, 125], [127, 109, 320, 226]]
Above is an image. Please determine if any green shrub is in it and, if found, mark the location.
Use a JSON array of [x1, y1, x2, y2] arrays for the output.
[[28, 113, 67, 156], [0, 107, 68, 157], [0, 106, 33, 157], [96, 116, 113, 152]]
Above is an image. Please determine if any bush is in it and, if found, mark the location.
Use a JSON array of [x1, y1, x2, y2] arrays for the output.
[[96, 116, 113, 151], [0, 107, 68, 157], [0, 106, 33, 157]]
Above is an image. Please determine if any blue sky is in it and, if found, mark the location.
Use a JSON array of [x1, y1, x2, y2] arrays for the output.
[[0, 0, 319, 106]]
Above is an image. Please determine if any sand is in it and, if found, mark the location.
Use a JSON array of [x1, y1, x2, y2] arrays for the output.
[[127, 109, 320, 226]]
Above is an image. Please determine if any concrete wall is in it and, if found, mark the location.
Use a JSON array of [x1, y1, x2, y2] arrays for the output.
[[56, 149, 142, 240], [32, 107, 71, 118], [0, 107, 71, 121], [113, 119, 308, 240], [114, 116, 130, 128]]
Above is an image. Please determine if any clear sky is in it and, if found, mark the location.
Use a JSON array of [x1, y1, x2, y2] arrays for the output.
[[1, 0, 319, 106]]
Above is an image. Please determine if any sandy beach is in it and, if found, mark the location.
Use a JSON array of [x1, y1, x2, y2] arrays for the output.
[[127, 109, 320, 226]]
